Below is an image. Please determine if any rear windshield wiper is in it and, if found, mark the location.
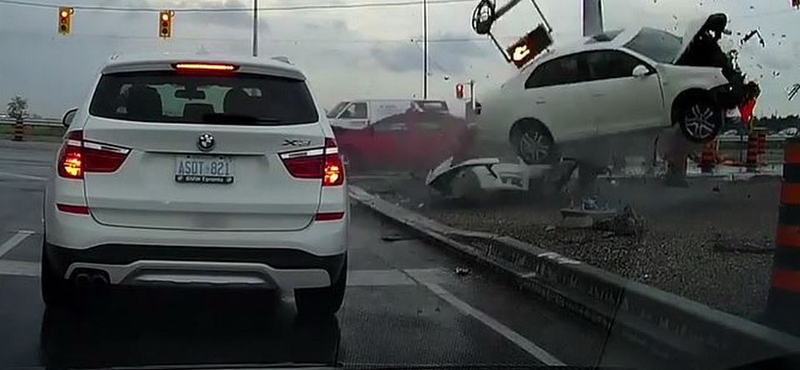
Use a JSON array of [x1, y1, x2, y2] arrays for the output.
[[202, 113, 282, 124]]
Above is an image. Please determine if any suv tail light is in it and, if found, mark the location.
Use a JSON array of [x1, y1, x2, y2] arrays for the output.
[[323, 138, 344, 186], [57, 130, 130, 179], [281, 138, 345, 186]]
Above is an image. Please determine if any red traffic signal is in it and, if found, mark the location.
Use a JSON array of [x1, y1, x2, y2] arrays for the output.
[[58, 7, 73, 35], [159, 10, 174, 38], [456, 83, 465, 99]]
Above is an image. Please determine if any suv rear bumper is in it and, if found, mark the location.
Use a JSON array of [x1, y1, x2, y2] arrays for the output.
[[44, 242, 346, 290], [45, 192, 348, 257]]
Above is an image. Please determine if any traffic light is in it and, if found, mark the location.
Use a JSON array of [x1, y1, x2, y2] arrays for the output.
[[159, 10, 174, 38], [456, 83, 465, 100], [58, 7, 73, 35], [506, 25, 553, 69]]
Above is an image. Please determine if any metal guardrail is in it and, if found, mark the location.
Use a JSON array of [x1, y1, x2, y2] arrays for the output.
[[0, 118, 61, 127]]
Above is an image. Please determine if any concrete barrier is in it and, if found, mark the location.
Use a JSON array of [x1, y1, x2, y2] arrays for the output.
[[350, 185, 800, 369]]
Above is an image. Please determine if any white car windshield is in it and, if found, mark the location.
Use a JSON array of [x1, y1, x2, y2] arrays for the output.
[[623, 27, 684, 64]]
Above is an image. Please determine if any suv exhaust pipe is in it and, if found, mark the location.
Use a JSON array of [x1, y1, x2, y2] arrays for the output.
[[75, 272, 91, 286], [73, 270, 110, 290], [90, 273, 109, 287]]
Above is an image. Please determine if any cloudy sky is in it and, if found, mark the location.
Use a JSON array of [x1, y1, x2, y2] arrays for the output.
[[0, 0, 798, 118]]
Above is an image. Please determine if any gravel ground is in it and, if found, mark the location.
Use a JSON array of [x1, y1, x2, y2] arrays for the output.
[[351, 172, 780, 319]]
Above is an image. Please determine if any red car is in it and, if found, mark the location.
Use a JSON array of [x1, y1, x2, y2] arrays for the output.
[[333, 110, 472, 172]]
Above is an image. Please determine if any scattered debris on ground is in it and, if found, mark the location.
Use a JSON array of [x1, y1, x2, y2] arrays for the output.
[[351, 174, 780, 318], [380, 234, 418, 242], [455, 267, 471, 276], [560, 215, 594, 229], [709, 234, 776, 254], [593, 206, 647, 241]]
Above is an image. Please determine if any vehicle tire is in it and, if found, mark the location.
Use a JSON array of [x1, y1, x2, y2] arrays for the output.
[[677, 98, 723, 143], [295, 257, 347, 317], [41, 242, 71, 308], [510, 120, 558, 165]]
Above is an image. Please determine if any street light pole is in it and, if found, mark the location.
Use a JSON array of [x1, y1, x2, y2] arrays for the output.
[[252, 0, 258, 57], [423, 0, 428, 99]]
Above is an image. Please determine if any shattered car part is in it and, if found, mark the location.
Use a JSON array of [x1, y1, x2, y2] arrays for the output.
[[740, 30, 765, 47], [789, 84, 800, 102], [560, 200, 617, 221], [426, 157, 550, 199], [593, 206, 647, 239]]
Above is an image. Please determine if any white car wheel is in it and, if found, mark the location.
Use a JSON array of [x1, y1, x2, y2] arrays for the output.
[[679, 100, 723, 143], [512, 122, 556, 165]]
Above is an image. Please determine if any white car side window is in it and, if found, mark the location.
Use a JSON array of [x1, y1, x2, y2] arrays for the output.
[[525, 55, 582, 89], [585, 51, 648, 81], [340, 102, 367, 119]]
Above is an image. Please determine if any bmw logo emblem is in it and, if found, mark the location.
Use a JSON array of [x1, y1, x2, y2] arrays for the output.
[[197, 133, 215, 152]]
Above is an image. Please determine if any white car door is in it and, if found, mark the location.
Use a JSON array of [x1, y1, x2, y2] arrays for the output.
[[520, 53, 594, 142], [584, 50, 664, 135]]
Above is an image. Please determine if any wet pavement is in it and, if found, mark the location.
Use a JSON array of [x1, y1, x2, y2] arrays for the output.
[[0, 140, 667, 370]]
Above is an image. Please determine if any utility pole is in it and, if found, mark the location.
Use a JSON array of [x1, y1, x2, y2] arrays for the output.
[[252, 0, 258, 57], [583, 0, 603, 36], [423, 0, 428, 99]]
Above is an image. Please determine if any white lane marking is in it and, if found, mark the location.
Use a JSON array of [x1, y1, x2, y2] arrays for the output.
[[0, 230, 35, 258], [0, 170, 47, 181], [405, 269, 565, 366], [0, 259, 39, 277]]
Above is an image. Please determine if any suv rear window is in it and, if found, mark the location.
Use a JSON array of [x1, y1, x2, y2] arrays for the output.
[[89, 71, 319, 125]]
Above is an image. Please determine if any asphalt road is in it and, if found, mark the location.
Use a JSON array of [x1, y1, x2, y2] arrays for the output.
[[0, 140, 668, 370]]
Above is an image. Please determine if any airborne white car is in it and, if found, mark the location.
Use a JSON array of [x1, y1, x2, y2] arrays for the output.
[[476, 14, 745, 164], [43, 53, 348, 316]]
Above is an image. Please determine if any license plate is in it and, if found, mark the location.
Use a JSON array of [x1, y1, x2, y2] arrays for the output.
[[175, 155, 234, 184]]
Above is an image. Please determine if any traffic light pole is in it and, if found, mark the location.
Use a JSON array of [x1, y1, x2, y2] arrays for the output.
[[423, 0, 428, 99], [252, 0, 258, 57], [582, 0, 603, 36]]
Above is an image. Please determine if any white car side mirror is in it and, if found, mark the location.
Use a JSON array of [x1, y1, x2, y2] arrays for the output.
[[632, 65, 651, 78]]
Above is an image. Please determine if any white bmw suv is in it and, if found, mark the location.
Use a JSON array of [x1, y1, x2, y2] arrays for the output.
[[42, 54, 348, 316], [476, 14, 753, 165]]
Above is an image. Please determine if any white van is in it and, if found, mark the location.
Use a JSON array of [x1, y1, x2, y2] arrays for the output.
[[327, 99, 449, 130]]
